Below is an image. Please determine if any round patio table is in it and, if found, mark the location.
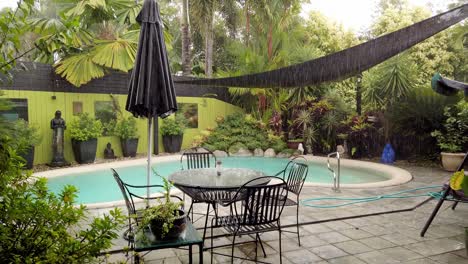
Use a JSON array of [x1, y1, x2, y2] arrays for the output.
[[168, 168, 266, 240]]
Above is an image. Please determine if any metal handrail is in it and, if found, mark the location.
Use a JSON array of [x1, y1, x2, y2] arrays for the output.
[[327, 152, 341, 192]]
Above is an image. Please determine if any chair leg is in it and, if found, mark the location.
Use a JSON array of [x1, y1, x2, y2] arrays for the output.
[[452, 201, 459, 210], [203, 203, 211, 241], [210, 218, 214, 264], [231, 232, 237, 264], [278, 228, 283, 264], [296, 201, 301, 246], [258, 233, 267, 258], [420, 189, 450, 237], [255, 233, 258, 261]]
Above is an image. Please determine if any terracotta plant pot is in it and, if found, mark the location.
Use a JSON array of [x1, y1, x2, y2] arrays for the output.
[[441, 152, 465, 172], [150, 209, 187, 240], [20, 146, 35, 169]]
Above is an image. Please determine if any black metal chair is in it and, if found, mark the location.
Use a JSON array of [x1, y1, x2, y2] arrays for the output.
[[180, 147, 216, 170], [420, 151, 468, 237], [210, 176, 289, 264], [274, 156, 309, 246], [111, 168, 183, 246], [180, 147, 217, 218]]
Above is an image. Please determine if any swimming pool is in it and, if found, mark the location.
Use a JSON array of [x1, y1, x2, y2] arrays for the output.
[[40, 156, 411, 205]]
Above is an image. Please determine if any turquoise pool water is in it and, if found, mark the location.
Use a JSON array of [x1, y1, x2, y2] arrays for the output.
[[46, 157, 390, 204]]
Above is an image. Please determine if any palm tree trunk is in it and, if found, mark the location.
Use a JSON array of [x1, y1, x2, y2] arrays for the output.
[[204, 13, 214, 77], [181, 0, 191, 76], [267, 24, 273, 60], [245, 0, 250, 46]]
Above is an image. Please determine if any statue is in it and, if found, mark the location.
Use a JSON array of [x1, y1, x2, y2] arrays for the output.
[[104, 142, 116, 159], [48, 110, 70, 167]]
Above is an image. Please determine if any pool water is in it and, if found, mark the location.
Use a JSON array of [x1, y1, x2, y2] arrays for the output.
[[46, 157, 391, 204]]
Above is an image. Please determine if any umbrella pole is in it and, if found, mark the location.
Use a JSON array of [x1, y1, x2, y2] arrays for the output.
[[147, 116, 153, 205]]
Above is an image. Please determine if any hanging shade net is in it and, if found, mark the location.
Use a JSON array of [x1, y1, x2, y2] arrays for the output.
[[175, 4, 467, 88], [431, 73, 468, 97], [126, 0, 177, 200]]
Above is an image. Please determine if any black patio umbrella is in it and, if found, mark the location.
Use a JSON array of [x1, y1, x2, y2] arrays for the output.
[[126, 0, 177, 199]]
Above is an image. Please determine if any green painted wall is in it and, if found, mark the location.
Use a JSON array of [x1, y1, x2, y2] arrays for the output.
[[2, 90, 241, 164]]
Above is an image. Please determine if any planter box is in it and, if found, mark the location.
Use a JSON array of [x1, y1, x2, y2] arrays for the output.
[[150, 209, 187, 240], [287, 141, 302, 150], [121, 138, 138, 157], [162, 135, 183, 153], [72, 138, 98, 164], [441, 152, 465, 172]]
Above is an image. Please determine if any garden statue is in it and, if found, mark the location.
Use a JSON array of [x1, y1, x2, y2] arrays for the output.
[[49, 110, 70, 167], [297, 143, 304, 155], [104, 142, 116, 159], [381, 143, 395, 164]]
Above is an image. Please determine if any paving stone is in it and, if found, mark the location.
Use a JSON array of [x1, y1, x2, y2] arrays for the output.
[[300, 234, 329, 248], [327, 255, 366, 264], [302, 224, 333, 234], [324, 221, 355, 231], [400, 258, 439, 264], [380, 232, 419, 246], [354, 251, 400, 264], [380, 246, 424, 262], [310, 245, 348, 259], [358, 237, 396, 250], [283, 249, 322, 264], [404, 238, 464, 256], [429, 252, 468, 263], [360, 224, 393, 236], [316, 231, 351, 243], [145, 257, 182, 264], [340, 228, 374, 240], [333, 240, 373, 254]]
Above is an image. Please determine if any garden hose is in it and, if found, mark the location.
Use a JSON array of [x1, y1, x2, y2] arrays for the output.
[[300, 185, 445, 208]]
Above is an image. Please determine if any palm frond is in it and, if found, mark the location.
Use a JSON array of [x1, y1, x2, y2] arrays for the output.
[[55, 52, 105, 87]]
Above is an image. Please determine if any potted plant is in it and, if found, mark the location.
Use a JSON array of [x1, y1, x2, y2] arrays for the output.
[[115, 116, 139, 157], [287, 138, 303, 150], [431, 102, 467, 171], [161, 116, 186, 153], [13, 119, 42, 169], [69, 113, 103, 164], [139, 174, 186, 240]]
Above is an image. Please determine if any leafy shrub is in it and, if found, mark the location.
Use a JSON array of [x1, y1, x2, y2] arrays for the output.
[[431, 101, 468, 153], [202, 113, 286, 152], [12, 119, 42, 153], [69, 113, 103, 141], [160, 116, 186, 136], [0, 137, 125, 263], [228, 142, 248, 154], [115, 116, 139, 139]]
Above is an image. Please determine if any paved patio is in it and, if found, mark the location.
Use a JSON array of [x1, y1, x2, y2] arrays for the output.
[[96, 162, 468, 263]]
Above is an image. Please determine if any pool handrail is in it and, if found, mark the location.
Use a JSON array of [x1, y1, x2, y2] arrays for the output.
[[327, 152, 341, 192]]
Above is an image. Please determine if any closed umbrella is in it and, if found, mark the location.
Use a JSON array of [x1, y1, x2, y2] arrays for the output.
[[126, 0, 177, 200]]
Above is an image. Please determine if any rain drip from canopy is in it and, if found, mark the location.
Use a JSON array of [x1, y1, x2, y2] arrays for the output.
[[175, 4, 467, 89]]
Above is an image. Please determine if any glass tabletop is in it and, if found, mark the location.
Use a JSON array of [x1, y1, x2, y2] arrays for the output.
[[134, 221, 202, 252], [168, 168, 265, 189]]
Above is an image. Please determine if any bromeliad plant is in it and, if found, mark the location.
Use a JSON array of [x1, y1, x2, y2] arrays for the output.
[[450, 170, 467, 196]]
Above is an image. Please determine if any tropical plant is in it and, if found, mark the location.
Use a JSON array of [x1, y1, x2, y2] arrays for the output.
[[12, 118, 42, 152], [115, 116, 139, 139], [450, 169, 468, 195], [160, 116, 186, 136], [69, 113, 103, 141], [0, 120, 125, 263], [139, 170, 184, 239], [431, 101, 468, 153]]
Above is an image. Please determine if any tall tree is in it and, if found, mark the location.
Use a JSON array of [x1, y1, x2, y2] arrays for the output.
[[180, 0, 191, 75]]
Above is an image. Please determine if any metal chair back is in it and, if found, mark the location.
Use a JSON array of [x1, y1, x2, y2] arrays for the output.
[[282, 157, 309, 195], [112, 168, 137, 215], [233, 176, 288, 226], [180, 147, 216, 170]]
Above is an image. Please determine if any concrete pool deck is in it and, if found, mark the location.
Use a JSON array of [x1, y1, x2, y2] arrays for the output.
[[94, 163, 467, 264]]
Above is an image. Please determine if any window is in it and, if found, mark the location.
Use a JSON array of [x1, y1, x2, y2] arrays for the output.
[[177, 103, 198, 128], [0, 98, 28, 121], [95, 101, 117, 136]]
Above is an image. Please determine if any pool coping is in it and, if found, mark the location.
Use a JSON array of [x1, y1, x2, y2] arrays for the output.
[[34, 154, 412, 209]]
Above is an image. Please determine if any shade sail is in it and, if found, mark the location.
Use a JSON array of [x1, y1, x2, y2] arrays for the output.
[[126, 0, 177, 118], [175, 4, 467, 88]]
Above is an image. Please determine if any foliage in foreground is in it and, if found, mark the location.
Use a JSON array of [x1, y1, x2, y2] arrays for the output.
[[200, 113, 286, 153], [0, 104, 125, 263]]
